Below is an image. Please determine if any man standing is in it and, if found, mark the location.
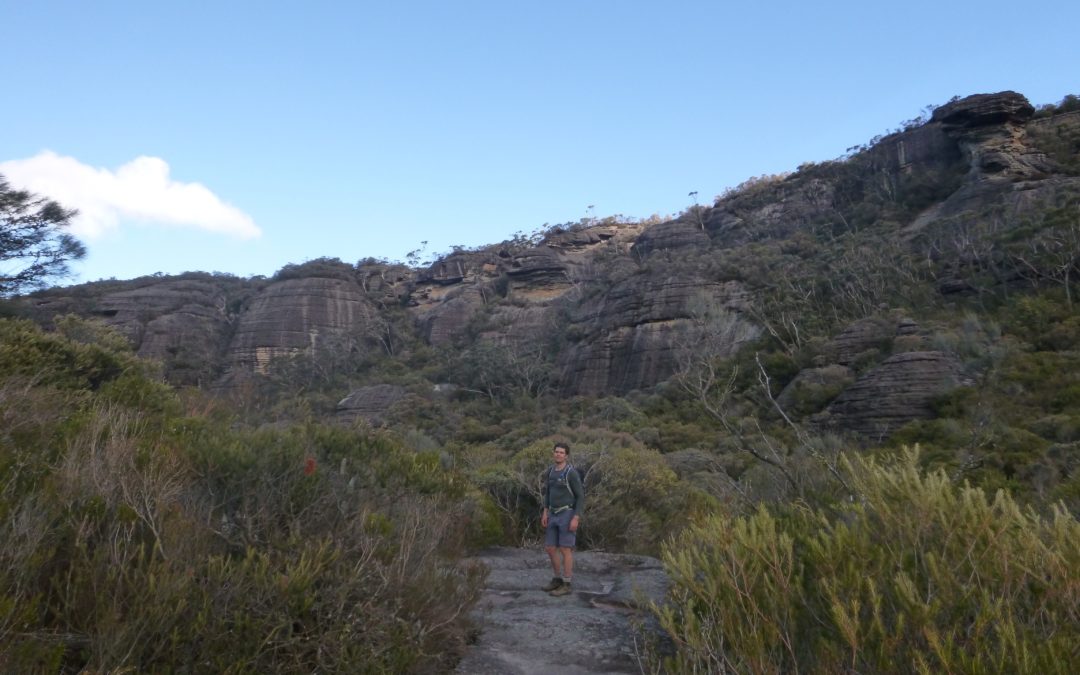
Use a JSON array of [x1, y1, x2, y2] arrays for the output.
[[540, 442, 584, 597]]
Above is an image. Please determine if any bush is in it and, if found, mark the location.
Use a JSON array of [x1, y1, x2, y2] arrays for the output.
[[0, 405, 485, 673], [272, 257, 357, 282], [653, 448, 1080, 673], [471, 436, 716, 554], [0, 319, 483, 673]]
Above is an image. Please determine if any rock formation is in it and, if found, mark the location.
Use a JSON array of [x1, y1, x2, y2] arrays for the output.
[[931, 91, 1051, 182], [819, 351, 963, 438], [20, 90, 1079, 439], [335, 384, 410, 425], [226, 276, 379, 373]]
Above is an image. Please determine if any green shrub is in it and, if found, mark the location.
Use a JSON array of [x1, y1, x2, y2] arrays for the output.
[[0, 320, 483, 673], [0, 406, 484, 673], [654, 448, 1080, 673], [471, 436, 717, 554]]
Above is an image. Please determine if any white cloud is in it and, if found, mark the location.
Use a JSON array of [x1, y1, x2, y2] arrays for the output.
[[0, 151, 261, 240]]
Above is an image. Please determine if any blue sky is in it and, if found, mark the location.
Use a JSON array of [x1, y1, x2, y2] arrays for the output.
[[3, 1, 1078, 284]]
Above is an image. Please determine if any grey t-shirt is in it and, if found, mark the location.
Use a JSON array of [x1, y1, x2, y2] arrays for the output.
[[543, 464, 584, 517]]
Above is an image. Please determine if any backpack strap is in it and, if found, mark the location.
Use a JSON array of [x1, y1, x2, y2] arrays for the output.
[[544, 464, 575, 511]]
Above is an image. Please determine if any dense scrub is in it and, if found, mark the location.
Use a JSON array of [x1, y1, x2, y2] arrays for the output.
[[653, 449, 1080, 674], [0, 317, 485, 673], [468, 434, 717, 555]]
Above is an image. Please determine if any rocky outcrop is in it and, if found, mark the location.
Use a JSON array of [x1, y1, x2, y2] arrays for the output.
[[934, 92, 1035, 127], [136, 305, 232, 385], [559, 320, 690, 396], [560, 277, 754, 395], [545, 224, 620, 251], [506, 246, 572, 290], [414, 284, 488, 346], [335, 384, 409, 425], [630, 218, 709, 257], [578, 277, 749, 335], [819, 351, 962, 437], [19, 89, 1078, 440], [32, 278, 238, 385], [702, 179, 839, 248], [456, 547, 670, 675], [821, 316, 920, 366], [821, 317, 894, 367], [418, 250, 496, 286], [356, 262, 413, 308], [226, 277, 378, 373], [931, 91, 1053, 182], [871, 123, 962, 175]]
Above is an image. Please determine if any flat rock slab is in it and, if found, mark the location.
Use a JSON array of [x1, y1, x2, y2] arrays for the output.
[[456, 547, 670, 675]]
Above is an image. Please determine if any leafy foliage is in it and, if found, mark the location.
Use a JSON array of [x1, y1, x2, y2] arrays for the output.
[[654, 449, 1080, 674], [468, 434, 716, 554], [0, 176, 86, 297], [0, 318, 483, 673]]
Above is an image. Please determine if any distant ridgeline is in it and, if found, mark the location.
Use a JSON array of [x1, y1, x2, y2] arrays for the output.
[[19, 90, 1080, 439]]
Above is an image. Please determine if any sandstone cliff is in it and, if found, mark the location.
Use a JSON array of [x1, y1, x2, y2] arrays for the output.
[[22, 91, 1080, 438]]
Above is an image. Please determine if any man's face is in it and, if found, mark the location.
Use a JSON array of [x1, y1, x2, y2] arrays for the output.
[[553, 447, 568, 463]]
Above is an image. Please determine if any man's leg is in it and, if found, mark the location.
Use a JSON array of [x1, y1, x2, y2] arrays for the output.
[[549, 546, 575, 596], [542, 519, 565, 591], [560, 547, 574, 581], [545, 545, 562, 577]]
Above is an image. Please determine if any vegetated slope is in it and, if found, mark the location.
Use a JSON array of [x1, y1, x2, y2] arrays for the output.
[[0, 316, 487, 672]]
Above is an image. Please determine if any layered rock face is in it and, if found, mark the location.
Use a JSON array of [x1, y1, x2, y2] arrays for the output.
[[821, 315, 919, 366], [931, 91, 1050, 182], [335, 384, 410, 425], [227, 276, 379, 373], [819, 351, 962, 438], [560, 277, 754, 395], [630, 218, 709, 257], [23, 90, 1078, 438], [26, 277, 237, 385]]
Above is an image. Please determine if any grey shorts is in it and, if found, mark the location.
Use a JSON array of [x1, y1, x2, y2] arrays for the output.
[[545, 509, 577, 548]]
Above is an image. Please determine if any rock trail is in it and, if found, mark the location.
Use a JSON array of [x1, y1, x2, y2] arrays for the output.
[[455, 548, 670, 675]]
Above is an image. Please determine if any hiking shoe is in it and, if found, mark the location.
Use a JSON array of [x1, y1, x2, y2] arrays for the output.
[[549, 582, 572, 597], [541, 577, 563, 592]]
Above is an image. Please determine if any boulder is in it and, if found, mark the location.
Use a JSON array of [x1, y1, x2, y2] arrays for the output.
[[335, 384, 409, 425], [60, 279, 235, 385], [137, 305, 231, 385], [559, 320, 690, 396], [820, 351, 962, 437]]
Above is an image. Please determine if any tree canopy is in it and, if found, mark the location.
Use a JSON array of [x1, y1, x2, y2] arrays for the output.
[[0, 175, 86, 296]]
